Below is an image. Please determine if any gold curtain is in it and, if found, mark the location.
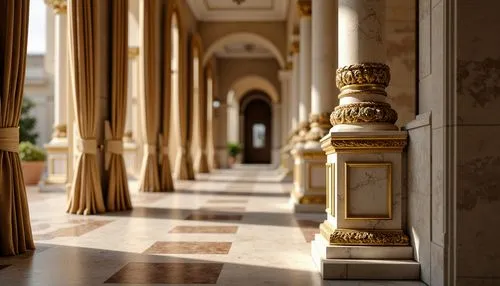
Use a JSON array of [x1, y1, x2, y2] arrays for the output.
[[106, 0, 131, 210], [193, 36, 209, 173], [174, 24, 194, 180], [138, 0, 160, 191], [159, 3, 174, 192], [67, 0, 105, 215], [0, 0, 35, 256]]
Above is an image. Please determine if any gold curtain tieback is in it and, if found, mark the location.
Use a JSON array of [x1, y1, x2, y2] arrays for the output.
[[0, 127, 19, 153], [77, 138, 97, 154], [106, 139, 123, 154], [144, 144, 157, 155]]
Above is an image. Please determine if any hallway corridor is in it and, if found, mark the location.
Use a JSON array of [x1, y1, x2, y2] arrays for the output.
[[0, 167, 424, 286]]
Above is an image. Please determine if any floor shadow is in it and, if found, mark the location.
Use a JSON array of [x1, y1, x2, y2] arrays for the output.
[[174, 188, 289, 198], [102, 206, 324, 228]]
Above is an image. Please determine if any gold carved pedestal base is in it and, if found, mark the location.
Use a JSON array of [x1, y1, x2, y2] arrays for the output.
[[319, 222, 409, 246]]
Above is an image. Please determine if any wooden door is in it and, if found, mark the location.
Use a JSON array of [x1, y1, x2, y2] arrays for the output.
[[243, 99, 271, 164]]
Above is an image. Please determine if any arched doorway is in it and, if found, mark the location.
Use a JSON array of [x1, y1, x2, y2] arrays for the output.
[[241, 91, 272, 164]]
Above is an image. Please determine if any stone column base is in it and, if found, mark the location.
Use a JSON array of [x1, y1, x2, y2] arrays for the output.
[[311, 234, 419, 280], [290, 145, 326, 213], [44, 137, 69, 185]]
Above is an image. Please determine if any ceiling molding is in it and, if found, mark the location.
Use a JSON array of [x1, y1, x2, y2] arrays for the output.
[[187, 0, 288, 22]]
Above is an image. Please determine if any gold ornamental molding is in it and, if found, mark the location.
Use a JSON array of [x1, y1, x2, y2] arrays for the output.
[[52, 124, 67, 138], [44, 0, 67, 14], [128, 47, 139, 59], [293, 189, 326, 205], [305, 112, 332, 141], [290, 41, 300, 55], [336, 63, 390, 97], [297, 0, 312, 17], [321, 134, 408, 155], [320, 223, 410, 246], [331, 102, 398, 125]]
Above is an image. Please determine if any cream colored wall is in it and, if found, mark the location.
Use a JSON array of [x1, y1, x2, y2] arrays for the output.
[[199, 21, 287, 66], [385, 0, 416, 127]]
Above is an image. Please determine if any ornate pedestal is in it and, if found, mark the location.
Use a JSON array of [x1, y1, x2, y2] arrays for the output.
[[44, 126, 68, 185], [290, 143, 326, 213], [311, 131, 419, 279]]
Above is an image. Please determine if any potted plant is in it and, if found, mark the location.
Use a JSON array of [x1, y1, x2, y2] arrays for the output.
[[227, 142, 242, 167], [19, 142, 46, 185]]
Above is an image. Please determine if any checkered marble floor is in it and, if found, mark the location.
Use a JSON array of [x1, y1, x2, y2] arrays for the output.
[[0, 167, 426, 286]]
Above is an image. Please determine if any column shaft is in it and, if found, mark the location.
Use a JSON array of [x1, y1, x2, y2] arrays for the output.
[[298, 15, 311, 125], [306, 0, 339, 145], [290, 50, 300, 132], [54, 13, 67, 132]]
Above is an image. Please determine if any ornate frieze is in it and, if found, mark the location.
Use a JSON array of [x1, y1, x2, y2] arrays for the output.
[[320, 223, 410, 246], [320, 133, 408, 154]]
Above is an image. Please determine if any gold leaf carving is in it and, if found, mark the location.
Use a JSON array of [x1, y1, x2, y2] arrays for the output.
[[320, 223, 409, 246], [331, 102, 398, 125]]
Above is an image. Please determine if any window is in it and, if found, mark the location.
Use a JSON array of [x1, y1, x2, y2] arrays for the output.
[[252, 123, 266, 148]]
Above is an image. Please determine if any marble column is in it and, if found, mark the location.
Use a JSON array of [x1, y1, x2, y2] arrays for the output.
[[44, 0, 69, 185], [290, 39, 300, 137], [311, 0, 417, 280], [278, 69, 292, 173], [305, 0, 339, 148], [297, 0, 312, 142]]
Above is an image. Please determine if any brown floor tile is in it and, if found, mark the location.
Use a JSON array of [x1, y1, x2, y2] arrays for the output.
[[0, 265, 10, 271], [205, 199, 248, 203], [105, 262, 223, 284], [169, 226, 238, 234], [34, 220, 112, 241], [185, 213, 243, 221], [144, 242, 232, 254]]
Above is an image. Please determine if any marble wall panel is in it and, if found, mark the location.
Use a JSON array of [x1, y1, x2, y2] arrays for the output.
[[456, 125, 500, 279], [406, 114, 431, 285]]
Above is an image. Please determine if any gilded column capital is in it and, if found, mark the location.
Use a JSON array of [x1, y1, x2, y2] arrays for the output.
[[52, 124, 67, 138], [44, 0, 67, 14], [297, 0, 312, 17]]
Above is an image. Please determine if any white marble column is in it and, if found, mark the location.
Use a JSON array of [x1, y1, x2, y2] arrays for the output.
[[44, 0, 68, 140], [44, 0, 69, 185], [290, 40, 300, 135], [297, 0, 312, 141], [332, 0, 397, 132], [272, 103, 281, 166], [305, 0, 338, 148], [311, 0, 415, 279], [278, 69, 291, 147]]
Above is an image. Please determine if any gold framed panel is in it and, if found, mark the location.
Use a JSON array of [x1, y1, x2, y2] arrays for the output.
[[325, 163, 335, 216], [307, 162, 326, 192], [344, 162, 392, 220]]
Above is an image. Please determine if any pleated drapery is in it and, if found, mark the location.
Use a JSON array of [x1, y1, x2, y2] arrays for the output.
[[106, 0, 132, 210], [0, 0, 35, 256], [138, 0, 161, 192], [66, 0, 106, 215]]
